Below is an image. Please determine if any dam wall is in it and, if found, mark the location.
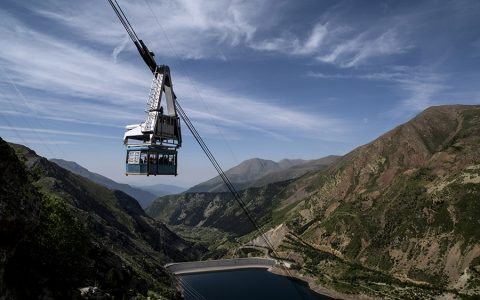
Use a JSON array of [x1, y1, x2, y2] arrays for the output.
[[165, 257, 276, 275]]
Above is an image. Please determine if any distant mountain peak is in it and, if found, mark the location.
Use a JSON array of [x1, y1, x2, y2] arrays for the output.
[[50, 159, 158, 208], [185, 155, 338, 193]]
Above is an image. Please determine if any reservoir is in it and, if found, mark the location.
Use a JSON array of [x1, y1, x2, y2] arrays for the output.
[[178, 268, 334, 300]]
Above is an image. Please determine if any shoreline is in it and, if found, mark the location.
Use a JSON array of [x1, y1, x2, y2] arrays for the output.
[[167, 258, 376, 299], [268, 266, 376, 300]]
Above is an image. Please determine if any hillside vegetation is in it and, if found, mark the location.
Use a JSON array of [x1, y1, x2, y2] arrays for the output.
[[50, 158, 159, 208], [148, 105, 480, 298], [0, 138, 203, 299]]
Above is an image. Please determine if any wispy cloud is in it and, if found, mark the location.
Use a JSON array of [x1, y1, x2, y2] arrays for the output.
[[3, 137, 76, 145], [308, 66, 446, 113], [0, 126, 118, 140], [0, 12, 148, 105], [252, 21, 410, 68], [397, 75, 445, 113], [24, 0, 410, 68], [29, 0, 272, 60], [250, 23, 328, 55], [316, 29, 410, 68], [0, 4, 346, 143], [175, 76, 347, 140]]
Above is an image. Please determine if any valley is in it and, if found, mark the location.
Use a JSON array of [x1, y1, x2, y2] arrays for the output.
[[1, 105, 479, 299], [147, 105, 480, 299], [2, 0, 480, 298]]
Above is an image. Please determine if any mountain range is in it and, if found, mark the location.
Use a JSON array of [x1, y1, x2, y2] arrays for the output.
[[1, 139, 203, 298], [186, 156, 339, 193], [2, 104, 479, 299], [147, 105, 480, 298], [137, 183, 186, 196], [50, 159, 184, 208]]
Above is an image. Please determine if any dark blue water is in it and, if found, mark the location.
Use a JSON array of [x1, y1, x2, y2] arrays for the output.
[[178, 268, 334, 300]]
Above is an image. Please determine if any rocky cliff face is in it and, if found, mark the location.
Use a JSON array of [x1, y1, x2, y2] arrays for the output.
[[286, 105, 480, 287], [0, 139, 203, 299], [147, 180, 292, 236]]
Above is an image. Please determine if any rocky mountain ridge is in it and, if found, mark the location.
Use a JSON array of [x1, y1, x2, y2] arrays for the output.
[[147, 105, 480, 298], [50, 158, 159, 208], [275, 105, 480, 291], [187, 156, 339, 193]]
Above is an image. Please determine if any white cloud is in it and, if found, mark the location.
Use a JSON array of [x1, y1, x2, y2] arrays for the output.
[[0, 6, 346, 143], [3, 137, 76, 145], [308, 66, 446, 113], [318, 29, 410, 68], [397, 78, 445, 112], [0, 126, 118, 140], [29, 0, 270, 60], [250, 23, 328, 55], [112, 36, 130, 63], [174, 76, 346, 140], [0, 12, 149, 105], [250, 19, 409, 68], [9, 0, 412, 68]]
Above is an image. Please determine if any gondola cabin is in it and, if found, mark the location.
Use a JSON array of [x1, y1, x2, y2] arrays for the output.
[[122, 66, 182, 177], [126, 146, 177, 176]]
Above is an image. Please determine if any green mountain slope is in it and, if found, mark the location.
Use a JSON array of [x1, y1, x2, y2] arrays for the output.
[[147, 105, 480, 297], [273, 105, 480, 294], [0, 138, 203, 299], [50, 158, 159, 208], [147, 180, 293, 236]]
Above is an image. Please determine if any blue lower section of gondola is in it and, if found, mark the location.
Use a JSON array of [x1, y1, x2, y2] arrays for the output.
[[125, 163, 176, 175], [125, 145, 177, 176]]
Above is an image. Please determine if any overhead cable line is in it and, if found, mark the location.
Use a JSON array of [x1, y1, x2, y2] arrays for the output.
[[140, 0, 272, 250], [142, 0, 240, 164], [105, 1, 305, 298], [138, 1, 304, 295], [107, 0, 139, 43], [178, 277, 207, 300], [177, 101, 278, 259], [176, 101, 306, 299]]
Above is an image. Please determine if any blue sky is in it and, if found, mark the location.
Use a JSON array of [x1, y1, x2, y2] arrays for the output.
[[1, 0, 479, 188]]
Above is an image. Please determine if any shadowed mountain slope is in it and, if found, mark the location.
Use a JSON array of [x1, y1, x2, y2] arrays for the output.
[[1, 139, 203, 299], [50, 159, 159, 208]]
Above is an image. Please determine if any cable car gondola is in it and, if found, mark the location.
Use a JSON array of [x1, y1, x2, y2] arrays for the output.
[[123, 66, 182, 176], [106, 0, 181, 176]]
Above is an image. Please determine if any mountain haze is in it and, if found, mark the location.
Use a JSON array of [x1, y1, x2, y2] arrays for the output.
[[50, 159, 160, 208], [137, 183, 186, 196], [187, 156, 339, 193]]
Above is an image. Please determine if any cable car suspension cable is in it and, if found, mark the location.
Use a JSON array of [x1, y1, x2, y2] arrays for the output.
[[176, 101, 306, 299], [176, 101, 278, 257], [107, 0, 139, 44], [105, 1, 304, 296]]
